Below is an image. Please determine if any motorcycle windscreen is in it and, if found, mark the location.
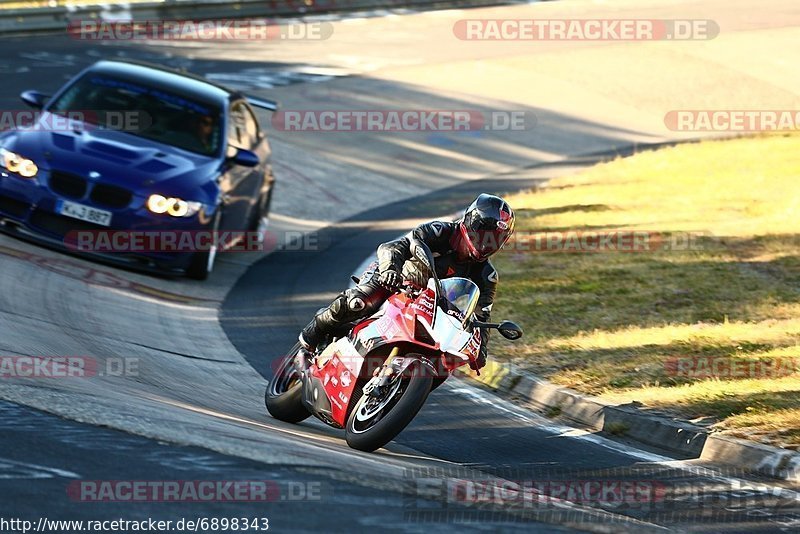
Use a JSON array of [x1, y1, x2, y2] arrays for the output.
[[433, 277, 481, 356], [440, 277, 480, 323], [433, 309, 474, 356]]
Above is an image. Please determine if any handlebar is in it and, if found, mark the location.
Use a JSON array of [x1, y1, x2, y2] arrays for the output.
[[394, 281, 423, 297]]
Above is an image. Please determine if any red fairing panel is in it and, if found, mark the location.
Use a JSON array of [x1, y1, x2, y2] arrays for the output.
[[319, 352, 362, 426], [410, 288, 435, 326]]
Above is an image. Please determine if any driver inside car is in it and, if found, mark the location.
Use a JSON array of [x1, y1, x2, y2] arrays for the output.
[[299, 194, 516, 371]]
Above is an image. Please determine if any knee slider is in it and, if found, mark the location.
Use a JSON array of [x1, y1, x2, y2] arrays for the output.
[[328, 294, 349, 319], [344, 289, 368, 313]]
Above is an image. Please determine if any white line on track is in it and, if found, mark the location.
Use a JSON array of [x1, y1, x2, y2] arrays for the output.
[[446, 382, 800, 501], [0, 458, 80, 479]]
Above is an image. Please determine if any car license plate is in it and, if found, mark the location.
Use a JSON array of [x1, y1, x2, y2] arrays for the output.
[[56, 199, 112, 227]]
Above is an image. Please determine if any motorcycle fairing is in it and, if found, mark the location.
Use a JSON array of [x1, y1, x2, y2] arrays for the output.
[[353, 285, 440, 356], [432, 307, 479, 360], [306, 337, 364, 426]]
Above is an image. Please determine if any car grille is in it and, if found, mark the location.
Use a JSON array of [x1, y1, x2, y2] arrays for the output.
[[29, 209, 108, 238], [49, 171, 87, 199], [90, 183, 132, 209], [50, 170, 134, 209], [0, 195, 30, 218]]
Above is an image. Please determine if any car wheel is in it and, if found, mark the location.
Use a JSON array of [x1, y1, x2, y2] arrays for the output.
[[186, 209, 221, 280], [248, 189, 271, 234], [186, 244, 217, 281]]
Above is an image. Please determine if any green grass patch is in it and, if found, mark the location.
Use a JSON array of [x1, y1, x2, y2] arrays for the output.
[[491, 133, 800, 449]]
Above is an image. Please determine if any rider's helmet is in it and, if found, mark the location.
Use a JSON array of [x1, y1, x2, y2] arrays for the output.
[[452, 194, 515, 261]]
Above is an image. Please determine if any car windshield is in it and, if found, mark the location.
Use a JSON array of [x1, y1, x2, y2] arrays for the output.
[[440, 277, 480, 321], [47, 74, 223, 156]]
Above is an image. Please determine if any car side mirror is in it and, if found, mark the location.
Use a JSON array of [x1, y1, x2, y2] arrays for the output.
[[20, 90, 49, 110], [231, 148, 259, 167], [498, 321, 523, 340]]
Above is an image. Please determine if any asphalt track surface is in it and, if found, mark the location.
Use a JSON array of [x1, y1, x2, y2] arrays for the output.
[[220, 157, 800, 533], [0, 2, 799, 533], [1, 400, 465, 532]]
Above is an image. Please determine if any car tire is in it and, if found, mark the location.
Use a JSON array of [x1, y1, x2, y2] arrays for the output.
[[186, 246, 216, 281], [248, 188, 271, 234], [186, 209, 221, 280]]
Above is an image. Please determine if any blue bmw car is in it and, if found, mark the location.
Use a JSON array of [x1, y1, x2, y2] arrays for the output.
[[0, 60, 276, 279]]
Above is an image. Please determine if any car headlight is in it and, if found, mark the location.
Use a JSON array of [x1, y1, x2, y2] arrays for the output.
[[146, 194, 202, 217], [1, 148, 38, 178]]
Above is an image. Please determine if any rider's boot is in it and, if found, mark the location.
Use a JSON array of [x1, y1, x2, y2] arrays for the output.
[[299, 302, 343, 352], [298, 319, 322, 353]]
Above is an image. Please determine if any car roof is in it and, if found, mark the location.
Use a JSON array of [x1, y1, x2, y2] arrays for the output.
[[84, 60, 240, 107]]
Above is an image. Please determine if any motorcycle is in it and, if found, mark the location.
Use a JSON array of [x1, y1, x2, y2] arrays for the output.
[[265, 238, 523, 452]]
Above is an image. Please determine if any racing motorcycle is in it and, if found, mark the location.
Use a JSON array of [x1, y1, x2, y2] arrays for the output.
[[265, 238, 523, 452]]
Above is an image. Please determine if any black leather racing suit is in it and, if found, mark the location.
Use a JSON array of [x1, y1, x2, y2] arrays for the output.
[[305, 221, 498, 367]]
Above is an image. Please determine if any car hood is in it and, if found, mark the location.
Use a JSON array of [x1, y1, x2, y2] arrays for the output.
[[2, 115, 220, 200]]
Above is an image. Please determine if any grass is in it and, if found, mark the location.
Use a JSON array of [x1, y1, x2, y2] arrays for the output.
[[490, 133, 800, 449]]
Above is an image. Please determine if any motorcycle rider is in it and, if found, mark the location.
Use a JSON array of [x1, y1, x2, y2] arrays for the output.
[[299, 194, 515, 371]]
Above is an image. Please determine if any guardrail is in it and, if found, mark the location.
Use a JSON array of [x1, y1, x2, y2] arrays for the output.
[[0, 0, 516, 34]]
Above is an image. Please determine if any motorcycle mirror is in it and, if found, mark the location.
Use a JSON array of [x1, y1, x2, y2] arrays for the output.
[[497, 320, 523, 340]]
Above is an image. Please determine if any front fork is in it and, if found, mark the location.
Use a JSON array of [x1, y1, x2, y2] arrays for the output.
[[363, 347, 401, 398], [294, 348, 314, 375], [363, 347, 437, 398]]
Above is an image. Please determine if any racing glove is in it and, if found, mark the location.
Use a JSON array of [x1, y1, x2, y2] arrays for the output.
[[469, 330, 489, 371], [377, 269, 402, 290]]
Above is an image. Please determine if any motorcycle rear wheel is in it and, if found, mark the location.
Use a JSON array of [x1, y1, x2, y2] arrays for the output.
[[345, 357, 432, 452], [265, 343, 311, 423]]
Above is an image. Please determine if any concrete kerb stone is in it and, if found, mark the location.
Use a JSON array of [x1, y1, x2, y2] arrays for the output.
[[458, 363, 800, 483]]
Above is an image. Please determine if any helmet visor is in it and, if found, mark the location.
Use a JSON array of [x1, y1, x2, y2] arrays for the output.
[[462, 213, 512, 259]]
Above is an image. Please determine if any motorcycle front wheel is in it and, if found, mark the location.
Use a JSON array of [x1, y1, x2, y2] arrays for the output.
[[345, 357, 432, 452]]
